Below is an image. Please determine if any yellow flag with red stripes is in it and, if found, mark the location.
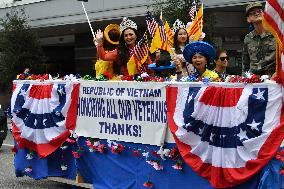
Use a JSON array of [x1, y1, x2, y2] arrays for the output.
[[186, 3, 203, 41], [149, 21, 172, 54], [165, 21, 174, 49]]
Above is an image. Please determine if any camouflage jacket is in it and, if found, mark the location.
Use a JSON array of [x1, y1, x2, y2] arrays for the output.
[[242, 30, 276, 76]]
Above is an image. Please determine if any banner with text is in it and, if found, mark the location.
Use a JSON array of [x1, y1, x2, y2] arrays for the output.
[[75, 81, 168, 145]]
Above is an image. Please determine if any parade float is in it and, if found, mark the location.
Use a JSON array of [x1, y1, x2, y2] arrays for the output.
[[9, 0, 284, 188]]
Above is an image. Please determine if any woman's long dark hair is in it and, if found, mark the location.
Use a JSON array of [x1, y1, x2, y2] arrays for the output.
[[173, 28, 189, 54], [117, 28, 141, 67]]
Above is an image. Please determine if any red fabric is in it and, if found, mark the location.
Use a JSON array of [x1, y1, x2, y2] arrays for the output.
[[199, 86, 243, 107], [12, 123, 71, 158], [29, 84, 53, 99], [66, 84, 79, 130], [166, 86, 284, 188], [12, 83, 16, 92], [12, 83, 79, 158]]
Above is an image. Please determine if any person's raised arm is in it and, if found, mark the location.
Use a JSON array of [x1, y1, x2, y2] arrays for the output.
[[95, 29, 118, 61]]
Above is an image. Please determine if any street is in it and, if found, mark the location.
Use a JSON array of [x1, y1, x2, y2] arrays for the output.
[[0, 129, 90, 189]]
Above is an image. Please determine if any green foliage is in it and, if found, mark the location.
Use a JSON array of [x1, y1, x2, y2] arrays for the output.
[[0, 8, 46, 90], [148, 0, 216, 45], [148, 0, 193, 25]]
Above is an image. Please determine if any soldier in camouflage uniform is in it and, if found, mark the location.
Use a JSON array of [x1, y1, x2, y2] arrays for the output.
[[242, 2, 276, 76]]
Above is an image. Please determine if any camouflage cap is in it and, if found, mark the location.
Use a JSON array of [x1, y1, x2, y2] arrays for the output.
[[246, 2, 263, 15]]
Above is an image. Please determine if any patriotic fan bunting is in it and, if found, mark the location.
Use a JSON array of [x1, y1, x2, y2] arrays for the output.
[[167, 83, 284, 188], [11, 81, 79, 158]]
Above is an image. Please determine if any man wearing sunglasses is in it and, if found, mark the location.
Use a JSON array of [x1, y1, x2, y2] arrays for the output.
[[242, 2, 276, 77]]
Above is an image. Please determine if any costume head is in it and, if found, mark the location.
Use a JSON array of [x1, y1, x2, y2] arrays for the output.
[[104, 24, 121, 45], [119, 17, 137, 33], [246, 2, 263, 16], [183, 41, 216, 64]]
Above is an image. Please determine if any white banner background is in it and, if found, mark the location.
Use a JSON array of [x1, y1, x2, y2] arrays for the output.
[[75, 81, 168, 146]]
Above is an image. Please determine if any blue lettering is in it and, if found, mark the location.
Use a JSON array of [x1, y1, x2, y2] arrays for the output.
[[111, 123, 117, 134], [78, 97, 105, 118], [83, 87, 87, 94], [133, 125, 138, 137], [154, 89, 161, 97], [125, 124, 132, 136], [97, 122, 141, 138], [104, 122, 111, 133], [107, 99, 118, 119], [99, 122, 104, 133], [163, 102, 167, 123], [118, 100, 132, 120], [81, 97, 86, 116], [77, 97, 81, 116], [117, 124, 124, 135]]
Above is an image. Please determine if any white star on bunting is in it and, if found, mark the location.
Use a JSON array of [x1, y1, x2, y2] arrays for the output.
[[253, 89, 265, 100], [247, 119, 261, 131], [237, 128, 247, 141], [187, 94, 193, 103], [19, 89, 26, 97], [58, 88, 65, 96]]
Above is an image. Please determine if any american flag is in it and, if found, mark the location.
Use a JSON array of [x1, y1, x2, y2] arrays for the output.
[[263, 0, 284, 86], [157, 17, 167, 42], [146, 12, 157, 38], [189, 1, 197, 21], [134, 34, 149, 62]]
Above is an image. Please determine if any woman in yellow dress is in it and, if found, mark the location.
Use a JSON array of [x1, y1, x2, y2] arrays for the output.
[[94, 24, 120, 77]]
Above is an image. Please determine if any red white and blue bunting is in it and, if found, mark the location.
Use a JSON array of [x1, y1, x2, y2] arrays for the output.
[[167, 83, 284, 188], [11, 81, 79, 158]]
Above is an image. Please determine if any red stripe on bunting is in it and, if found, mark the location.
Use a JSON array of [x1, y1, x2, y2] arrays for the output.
[[199, 86, 244, 107], [29, 84, 53, 99], [166, 86, 179, 133], [166, 86, 284, 188], [12, 84, 16, 92], [12, 123, 71, 158], [66, 84, 80, 130]]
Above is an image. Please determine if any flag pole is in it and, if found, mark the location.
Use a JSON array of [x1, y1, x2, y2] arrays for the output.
[[80, 2, 95, 38]]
